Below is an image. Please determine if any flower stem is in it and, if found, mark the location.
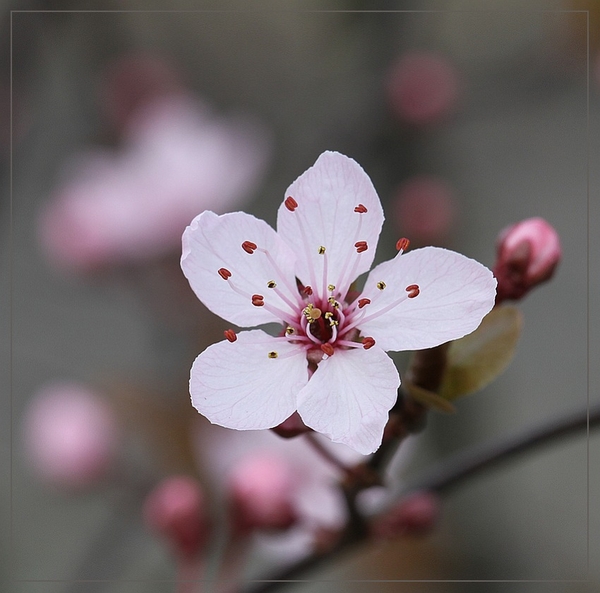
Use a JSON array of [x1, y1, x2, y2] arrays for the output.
[[240, 402, 600, 593]]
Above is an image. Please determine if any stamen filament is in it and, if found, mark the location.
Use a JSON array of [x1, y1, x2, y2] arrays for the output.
[[257, 247, 304, 308]]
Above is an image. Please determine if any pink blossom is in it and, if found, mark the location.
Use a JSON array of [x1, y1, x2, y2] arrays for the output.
[[143, 475, 208, 560], [39, 95, 270, 271], [22, 382, 119, 490], [387, 52, 461, 125], [393, 176, 456, 244], [182, 152, 496, 454], [494, 217, 561, 303], [228, 454, 297, 531]]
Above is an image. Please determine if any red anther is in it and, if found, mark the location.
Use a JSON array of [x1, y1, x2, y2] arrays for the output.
[[357, 298, 371, 309], [224, 329, 237, 343], [354, 204, 368, 213], [396, 238, 410, 252], [284, 196, 298, 211], [321, 343, 335, 356], [302, 285, 313, 296], [251, 294, 265, 306], [218, 268, 232, 280], [405, 284, 420, 298], [242, 241, 257, 254], [362, 337, 376, 349], [355, 241, 369, 253]]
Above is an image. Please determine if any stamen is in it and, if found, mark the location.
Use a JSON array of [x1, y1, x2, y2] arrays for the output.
[[285, 326, 295, 335], [302, 285, 313, 296], [321, 343, 334, 357], [252, 294, 265, 306], [354, 204, 368, 213], [405, 284, 420, 298], [303, 303, 322, 322], [354, 241, 368, 253], [284, 196, 298, 211], [242, 241, 257, 254], [396, 238, 410, 253], [218, 268, 232, 280], [376, 281, 386, 290], [358, 298, 371, 309], [327, 296, 339, 308], [327, 284, 335, 292], [268, 351, 278, 359], [267, 280, 277, 288], [318, 246, 326, 255], [362, 337, 376, 350], [224, 329, 237, 342], [256, 247, 304, 308]]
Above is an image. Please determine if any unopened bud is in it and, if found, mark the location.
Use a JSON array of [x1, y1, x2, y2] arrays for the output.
[[493, 217, 561, 303], [143, 475, 208, 560], [22, 382, 119, 490], [271, 411, 311, 439], [371, 491, 441, 540], [229, 454, 297, 532]]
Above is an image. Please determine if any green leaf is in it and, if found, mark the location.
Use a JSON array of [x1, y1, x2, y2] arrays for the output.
[[404, 381, 457, 414], [439, 305, 522, 401]]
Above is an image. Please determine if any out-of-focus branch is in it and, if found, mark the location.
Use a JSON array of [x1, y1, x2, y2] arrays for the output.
[[241, 402, 600, 593]]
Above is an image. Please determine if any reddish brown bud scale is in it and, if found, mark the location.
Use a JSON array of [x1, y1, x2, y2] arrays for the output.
[[355, 241, 368, 253], [354, 204, 368, 213], [396, 238, 410, 252], [362, 337, 376, 349], [224, 329, 237, 342], [242, 241, 257, 254], [251, 294, 265, 306], [284, 196, 298, 211], [218, 268, 232, 280], [321, 343, 335, 356], [405, 284, 420, 298], [357, 298, 371, 309]]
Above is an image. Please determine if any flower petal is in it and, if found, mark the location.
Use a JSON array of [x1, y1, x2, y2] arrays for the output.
[[182, 211, 300, 327], [277, 151, 384, 302], [296, 347, 399, 455], [190, 330, 308, 430], [358, 246, 496, 351]]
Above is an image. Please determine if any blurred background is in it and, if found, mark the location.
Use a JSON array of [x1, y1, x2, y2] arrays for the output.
[[1, 1, 599, 592]]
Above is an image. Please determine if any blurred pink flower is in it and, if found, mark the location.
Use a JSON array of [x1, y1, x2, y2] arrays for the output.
[[386, 52, 461, 125], [371, 490, 441, 539], [493, 217, 561, 303], [143, 475, 208, 560], [229, 454, 297, 532], [22, 382, 119, 490], [39, 95, 271, 271], [393, 176, 456, 244]]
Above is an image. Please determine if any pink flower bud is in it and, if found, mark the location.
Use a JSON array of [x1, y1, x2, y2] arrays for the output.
[[22, 382, 119, 490], [229, 454, 297, 532], [143, 475, 208, 560], [371, 491, 441, 540], [393, 176, 456, 244], [493, 217, 561, 303], [386, 52, 460, 126]]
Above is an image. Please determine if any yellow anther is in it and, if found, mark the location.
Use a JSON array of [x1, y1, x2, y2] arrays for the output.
[[267, 280, 277, 289], [377, 281, 386, 290], [318, 246, 326, 255], [327, 284, 335, 292], [268, 351, 278, 359], [285, 326, 294, 335]]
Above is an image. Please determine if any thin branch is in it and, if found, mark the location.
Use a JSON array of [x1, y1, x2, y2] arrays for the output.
[[241, 402, 600, 593]]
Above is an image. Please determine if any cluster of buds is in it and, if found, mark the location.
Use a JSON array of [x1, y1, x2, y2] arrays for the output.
[[493, 217, 561, 304]]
